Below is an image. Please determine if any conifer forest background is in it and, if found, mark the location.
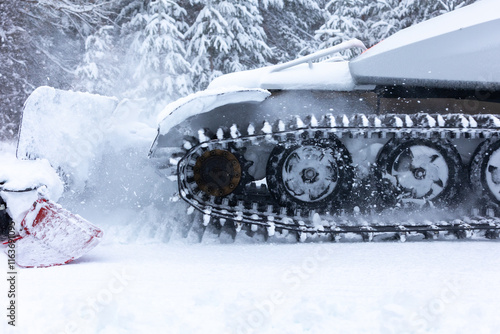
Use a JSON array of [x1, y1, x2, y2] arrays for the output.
[[0, 0, 476, 139]]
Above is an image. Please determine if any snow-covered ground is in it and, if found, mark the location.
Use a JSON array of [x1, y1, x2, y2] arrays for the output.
[[2, 140, 500, 334], [3, 239, 500, 334]]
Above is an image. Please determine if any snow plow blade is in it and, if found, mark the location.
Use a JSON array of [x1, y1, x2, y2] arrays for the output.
[[12, 199, 102, 268], [16, 86, 119, 191]]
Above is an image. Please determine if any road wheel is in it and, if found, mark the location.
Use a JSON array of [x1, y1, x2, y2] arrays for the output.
[[376, 138, 464, 206], [266, 132, 353, 212], [470, 139, 500, 207]]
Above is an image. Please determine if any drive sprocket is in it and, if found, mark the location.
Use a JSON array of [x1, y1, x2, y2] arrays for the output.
[[193, 149, 242, 197]]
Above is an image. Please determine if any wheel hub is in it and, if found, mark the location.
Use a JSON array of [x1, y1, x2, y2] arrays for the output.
[[301, 167, 319, 184], [194, 149, 241, 197], [392, 145, 448, 199], [282, 145, 339, 203], [412, 167, 426, 180]]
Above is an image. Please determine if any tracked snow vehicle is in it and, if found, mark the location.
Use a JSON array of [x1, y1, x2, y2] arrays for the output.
[[150, 0, 500, 240]]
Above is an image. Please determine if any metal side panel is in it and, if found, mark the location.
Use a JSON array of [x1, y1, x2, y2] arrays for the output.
[[349, 0, 500, 90]]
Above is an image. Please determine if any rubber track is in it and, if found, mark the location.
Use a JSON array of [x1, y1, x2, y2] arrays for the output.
[[176, 113, 500, 238]]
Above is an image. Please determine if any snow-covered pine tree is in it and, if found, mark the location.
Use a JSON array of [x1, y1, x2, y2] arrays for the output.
[[436, 0, 477, 14], [75, 26, 121, 96], [124, 0, 192, 106], [315, 0, 381, 58], [74, 1, 144, 97], [184, 1, 229, 91], [0, 0, 115, 139], [186, 0, 273, 91], [316, 0, 478, 57], [0, 1, 27, 139], [372, 0, 477, 43], [260, 0, 325, 63]]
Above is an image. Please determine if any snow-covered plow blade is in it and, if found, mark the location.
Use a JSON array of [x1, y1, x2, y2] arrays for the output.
[[2, 135, 104, 267], [1, 184, 103, 268], [17, 86, 119, 191], [12, 198, 102, 268], [7, 84, 158, 264]]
